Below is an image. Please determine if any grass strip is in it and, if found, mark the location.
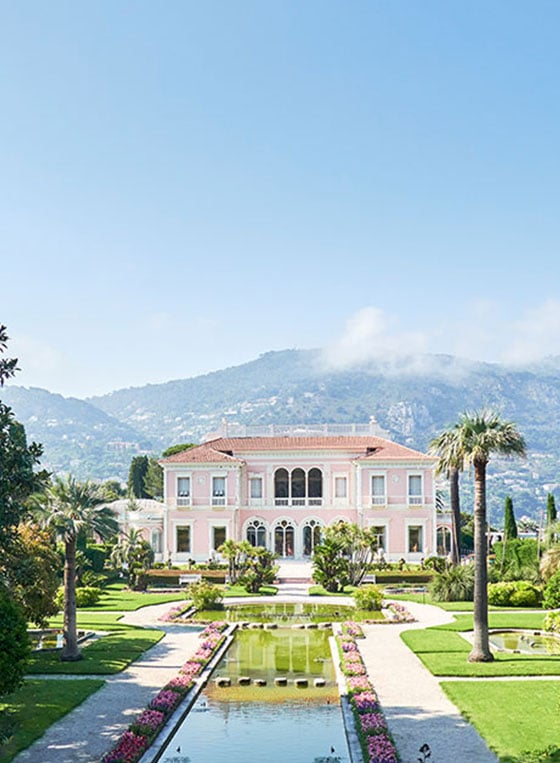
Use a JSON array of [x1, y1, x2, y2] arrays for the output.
[[88, 589, 188, 611], [440, 680, 560, 761], [26, 630, 164, 675], [0, 679, 103, 762], [402, 618, 560, 677]]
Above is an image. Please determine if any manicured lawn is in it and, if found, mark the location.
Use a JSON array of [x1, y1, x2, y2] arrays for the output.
[[441, 681, 560, 760], [26, 629, 164, 674], [46, 612, 131, 631], [0, 679, 104, 762], [388, 592, 542, 612], [222, 584, 278, 597], [85, 583, 188, 611], [308, 585, 357, 596], [401, 611, 560, 677]]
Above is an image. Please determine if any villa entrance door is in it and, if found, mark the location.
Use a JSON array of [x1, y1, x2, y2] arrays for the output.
[[274, 520, 295, 557]]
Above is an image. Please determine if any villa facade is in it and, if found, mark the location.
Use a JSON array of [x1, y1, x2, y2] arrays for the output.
[[138, 427, 449, 565]]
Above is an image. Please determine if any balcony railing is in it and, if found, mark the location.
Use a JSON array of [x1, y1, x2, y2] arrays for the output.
[[274, 498, 323, 507], [177, 497, 191, 507], [408, 496, 423, 505], [212, 496, 226, 506], [371, 496, 386, 506]]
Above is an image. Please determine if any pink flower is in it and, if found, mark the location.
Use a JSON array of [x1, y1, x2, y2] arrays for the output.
[[366, 733, 398, 762]]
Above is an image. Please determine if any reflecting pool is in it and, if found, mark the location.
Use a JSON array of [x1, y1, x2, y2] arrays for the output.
[[188, 601, 383, 623], [159, 629, 349, 763]]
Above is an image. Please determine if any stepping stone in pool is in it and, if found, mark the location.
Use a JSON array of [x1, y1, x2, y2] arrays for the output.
[[314, 678, 326, 687], [254, 679, 267, 686], [305, 623, 318, 629], [274, 677, 288, 686], [264, 623, 277, 629], [238, 676, 251, 685], [215, 677, 231, 687], [318, 623, 332, 629], [295, 678, 308, 688], [291, 623, 305, 630], [248, 622, 263, 629]]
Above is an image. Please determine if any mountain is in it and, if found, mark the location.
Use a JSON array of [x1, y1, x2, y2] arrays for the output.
[[0, 386, 153, 481], [3, 349, 560, 523]]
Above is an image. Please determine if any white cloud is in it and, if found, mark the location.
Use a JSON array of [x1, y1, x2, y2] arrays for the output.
[[501, 299, 560, 364], [322, 306, 430, 371]]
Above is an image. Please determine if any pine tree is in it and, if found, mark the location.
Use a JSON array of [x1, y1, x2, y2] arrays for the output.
[[503, 495, 518, 540]]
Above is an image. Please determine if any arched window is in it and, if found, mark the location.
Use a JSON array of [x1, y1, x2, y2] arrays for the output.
[[303, 519, 322, 556], [274, 469, 289, 504], [291, 468, 306, 504], [308, 468, 322, 503], [437, 526, 452, 556], [151, 529, 162, 554], [274, 520, 295, 557], [247, 519, 267, 548]]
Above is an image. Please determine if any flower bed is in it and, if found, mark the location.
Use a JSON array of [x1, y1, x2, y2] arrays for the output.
[[338, 622, 399, 763], [102, 622, 228, 763]]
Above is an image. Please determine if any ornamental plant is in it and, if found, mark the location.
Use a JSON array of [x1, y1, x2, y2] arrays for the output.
[[129, 709, 165, 738], [149, 689, 182, 715], [102, 731, 149, 763]]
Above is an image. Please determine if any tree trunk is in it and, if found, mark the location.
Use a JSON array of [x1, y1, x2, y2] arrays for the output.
[[468, 460, 494, 662], [62, 538, 82, 661], [449, 467, 461, 566]]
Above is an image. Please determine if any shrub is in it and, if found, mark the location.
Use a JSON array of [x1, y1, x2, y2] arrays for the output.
[[430, 563, 474, 602], [543, 570, 560, 609], [55, 585, 102, 610], [488, 581, 541, 608], [0, 592, 30, 696], [188, 580, 223, 611], [544, 612, 560, 633], [354, 584, 383, 611]]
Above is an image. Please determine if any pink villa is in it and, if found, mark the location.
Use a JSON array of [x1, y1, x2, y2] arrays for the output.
[[141, 424, 451, 565]]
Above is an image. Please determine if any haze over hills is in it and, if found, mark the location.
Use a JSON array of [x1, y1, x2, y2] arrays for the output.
[[2, 349, 559, 524]]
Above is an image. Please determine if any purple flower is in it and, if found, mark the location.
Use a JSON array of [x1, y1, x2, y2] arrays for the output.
[[149, 689, 181, 714], [366, 733, 399, 762], [102, 731, 149, 763], [359, 712, 388, 735], [353, 691, 380, 714]]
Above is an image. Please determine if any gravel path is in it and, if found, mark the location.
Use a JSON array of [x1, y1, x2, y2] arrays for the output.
[[359, 601, 498, 763], [14, 601, 199, 763], [14, 594, 500, 763]]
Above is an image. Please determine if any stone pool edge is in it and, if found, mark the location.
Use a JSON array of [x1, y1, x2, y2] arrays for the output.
[[138, 624, 237, 763]]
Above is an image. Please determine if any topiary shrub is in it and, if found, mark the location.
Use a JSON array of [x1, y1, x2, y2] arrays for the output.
[[353, 584, 383, 611], [430, 563, 474, 602], [543, 570, 560, 609]]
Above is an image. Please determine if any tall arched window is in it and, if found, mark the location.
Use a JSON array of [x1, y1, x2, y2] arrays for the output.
[[247, 519, 267, 548], [437, 526, 452, 556], [291, 468, 306, 504], [274, 469, 289, 505], [302, 519, 322, 556], [274, 520, 295, 557], [308, 468, 323, 504]]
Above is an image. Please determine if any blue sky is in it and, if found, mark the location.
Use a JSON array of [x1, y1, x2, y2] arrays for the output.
[[2, 1, 560, 398]]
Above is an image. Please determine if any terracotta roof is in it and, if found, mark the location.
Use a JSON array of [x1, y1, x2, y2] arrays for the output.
[[160, 443, 244, 465], [161, 436, 433, 463]]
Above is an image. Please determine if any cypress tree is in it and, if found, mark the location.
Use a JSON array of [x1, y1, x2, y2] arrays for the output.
[[127, 455, 149, 498], [546, 493, 557, 546], [503, 495, 518, 540]]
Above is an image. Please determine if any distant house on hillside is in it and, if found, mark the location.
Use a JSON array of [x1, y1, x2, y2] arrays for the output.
[[144, 423, 446, 564]]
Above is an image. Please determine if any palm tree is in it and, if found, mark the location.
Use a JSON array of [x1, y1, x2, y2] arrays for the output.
[[35, 476, 118, 661], [430, 430, 463, 566], [432, 411, 526, 662], [110, 527, 154, 590]]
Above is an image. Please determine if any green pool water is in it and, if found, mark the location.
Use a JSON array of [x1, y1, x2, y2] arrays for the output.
[[189, 601, 383, 623], [489, 630, 560, 655], [160, 629, 349, 763]]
